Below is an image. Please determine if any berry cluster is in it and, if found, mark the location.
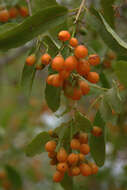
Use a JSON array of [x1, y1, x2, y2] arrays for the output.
[[0, 6, 29, 23], [45, 126, 102, 183], [26, 30, 100, 101]]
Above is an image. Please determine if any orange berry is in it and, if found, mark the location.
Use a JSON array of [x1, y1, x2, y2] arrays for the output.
[[80, 163, 92, 176], [48, 152, 57, 159], [68, 168, 73, 177], [57, 148, 68, 162], [69, 37, 78, 47], [92, 126, 102, 137], [79, 80, 90, 95], [67, 153, 79, 165], [50, 159, 57, 166], [57, 162, 68, 173], [52, 55, 64, 71], [59, 70, 70, 80], [41, 53, 51, 65], [52, 74, 63, 87], [89, 163, 98, 174], [0, 9, 10, 22], [71, 88, 82, 100], [46, 74, 55, 85], [78, 133, 88, 144], [58, 30, 71, 42], [80, 144, 90, 155], [87, 72, 99, 84], [70, 139, 80, 150], [74, 45, 88, 59], [9, 7, 19, 18], [71, 166, 80, 176], [26, 54, 36, 66], [45, 141, 56, 152], [78, 153, 85, 162], [53, 171, 64, 182], [88, 54, 100, 66], [63, 81, 74, 98], [36, 64, 44, 70], [64, 56, 78, 71], [0, 171, 6, 180], [77, 60, 90, 76], [19, 6, 29, 17]]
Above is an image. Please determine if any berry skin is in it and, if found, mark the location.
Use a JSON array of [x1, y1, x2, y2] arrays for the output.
[[92, 126, 102, 137], [70, 139, 80, 150], [64, 56, 78, 71], [0, 9, 10, 22], [77, 60, 90, 76], [69, 37, 78, 47], [80, 144, 90, 155], [46, 74, 55, 85], [56, 162, 68, 173], [52, 74, 63, 87], [71, 88, 82, 100], [67, 153, 79, 165], [52, 56, 64, 71], [19, 6, 29, 17], [41, 53, 51, 65], [53, 171, 64, 183], [80, 163, 92, 176], [57, 148, 68, 162], [87, 72, 99, 84], [50, 159, 58, 166], [45, 141, 56, 152], [36, 64, 44, 70], [58, 30, 71, 42], [71, 166, 80, 176], [79, 80, 90, 95], [9, 7, 19, 18], [26, 54, 36, 66], [48, 152, 57, 159], [89, 163, 98, 174], [78, 153, 85, 162], [74, 45, 88, 59], [88, 54, 100, 66], [59, 70, 70, 80], [78, 133, 88, 144]]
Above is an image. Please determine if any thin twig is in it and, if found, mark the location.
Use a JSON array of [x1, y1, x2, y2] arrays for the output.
[[74, 0, 86, 24], [26, 0, 32, 16]]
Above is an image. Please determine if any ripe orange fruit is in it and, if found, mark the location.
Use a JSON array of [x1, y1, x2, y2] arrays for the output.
[[76, 60, 90, 76], [88, 54, 100, 66], [89, 163, 98, 174], [48, 152, 57, 159], [59, 70, 70, 80], [80, 163, 92, 176], [57, 162, 68, 173], [64, 56, 78, 71], [52, 74, 63, 87], [78, 133, 88, 144], [80, 144, 90, 155], [41, 53, 51, 65], [9, 7, 19, 18], [52, 55, 64, 71], [19, 6, 29, 17], [71, 166, 80, 176], [63, 81, 74, 98], [74, 45, 88, 59], [58, 30, 71, 42], [0, 9, 10, 22], [26, 54, 36, 66], [69, 37, 78, 47], [57, 148, 68, 162], [46, 74, 55, 85], [71, 88, 82, 100], [67, 153, 79, 165], [79, 80, 90, 95], [70, 139, 80, 150], [92, 126, 102, 137], [87, 72, 99, 84], [53, 171, 64, 182], [45, 141, 56, 152], [78, 153, 85, 162]]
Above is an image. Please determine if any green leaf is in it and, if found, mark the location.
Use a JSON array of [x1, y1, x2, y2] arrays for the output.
[[0, 5, 68, 50], [60, 173, 73, 190], [90, 111, 106, 167], [100, 0, 115, 28], [99, 71, 110, 88], [114, 60, 127, 88], [5, 165, 22, 189], [86, 8, 127, 60], [75, 111, 93, 133], [25, 132, 51, 157], [32, 0, 57, 12]]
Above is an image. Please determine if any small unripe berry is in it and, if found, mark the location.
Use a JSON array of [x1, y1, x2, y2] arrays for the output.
[[41, 53, 51, 65], [58, 30, 71, 42], [88, 54, 100, 66], [53, 171, 64, 182], [56, 162, 68, 173], [87, 72, 99, 84], [45, 141, 56, 152], [69, 37, 78, 47], [70, 139, 80, 150], [74, 45, 88, 59], [92, 126, 102, 137], [67, 153, 79, 165], [80, 144, 90, 155], [80, 163, 92, 176], [57, 148, 68, 162]]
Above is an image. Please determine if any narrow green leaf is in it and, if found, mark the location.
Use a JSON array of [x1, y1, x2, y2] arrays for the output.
[[5, 165, 22, 189], [75, 111, 93, 133], [99, 72, 110, 88], [90, 111, 106, 167], [25, 132, 51, 157], [60, 173, 73, 190], [0, 6, 68, 50]]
